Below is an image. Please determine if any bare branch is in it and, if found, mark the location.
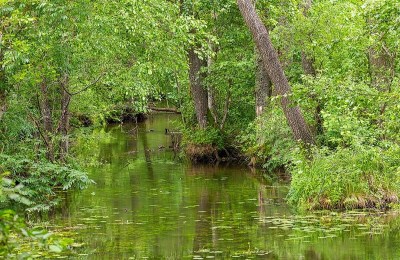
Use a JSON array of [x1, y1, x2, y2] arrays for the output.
[[65, 72, 106, 96], [27, 112, 50, 150], [220, 89, 231, 130]]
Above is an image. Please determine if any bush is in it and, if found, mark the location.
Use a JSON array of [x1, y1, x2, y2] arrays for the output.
[[239, 104, 295, 171], [0, 154, 93, 211], [181, 127, 225, 163], [287, 145, 400, 210], [182, 127, 225, 148], [0, 175, 31, 207]]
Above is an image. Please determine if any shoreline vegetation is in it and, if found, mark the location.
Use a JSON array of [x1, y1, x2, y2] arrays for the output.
[[74, 106, 400, 212]]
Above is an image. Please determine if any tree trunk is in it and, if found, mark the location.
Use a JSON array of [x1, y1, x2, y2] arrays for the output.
[[40, 79, 55, 161], [0, 32, 7, 121], [58, 74, 71, 162], [300, 0, 322, 135], [368, 47, 395, 132], [0, 90, 6, 121], [208, 9, 219, 126], [207, 41, 218, 125], [300, 0, 316, 77], [255, 48, 272, 116], [181, 1, 209, 129], [368, 47, 395, 92], [220, 81, 232, 130], [301, 52, 316, 76], [188, 47, 208, 129], [366, 15, 396, 133], [238, 0, 314, 144]]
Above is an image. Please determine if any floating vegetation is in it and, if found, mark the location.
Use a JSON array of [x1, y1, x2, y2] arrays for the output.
[[258, 210, 397, 239]]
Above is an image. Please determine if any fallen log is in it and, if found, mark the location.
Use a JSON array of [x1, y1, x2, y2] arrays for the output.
[[147, 106, 181, 114]]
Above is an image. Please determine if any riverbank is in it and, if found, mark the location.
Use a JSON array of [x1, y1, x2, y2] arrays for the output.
[[70, 105, 400, 213], [3, 112, 400, 258], [42, 114, 400, 258]]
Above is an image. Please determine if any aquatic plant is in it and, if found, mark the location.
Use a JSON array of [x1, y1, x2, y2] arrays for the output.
[[0, 209, 76, 258]]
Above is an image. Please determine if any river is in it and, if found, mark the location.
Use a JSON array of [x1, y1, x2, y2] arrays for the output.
[[50, 113, 400, 259]]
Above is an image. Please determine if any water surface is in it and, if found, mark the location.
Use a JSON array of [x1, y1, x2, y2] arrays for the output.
[[52, 113, 400, 259]]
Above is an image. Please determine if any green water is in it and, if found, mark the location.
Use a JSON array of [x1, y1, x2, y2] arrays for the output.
[[52, 113, 400, 259]]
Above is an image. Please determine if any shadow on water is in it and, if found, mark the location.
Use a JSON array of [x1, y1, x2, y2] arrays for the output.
[[48, 113, 400, 259]]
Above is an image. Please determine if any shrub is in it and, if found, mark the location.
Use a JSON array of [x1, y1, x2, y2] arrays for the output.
[[182, 127, 225, 148], [0, 154, 93, 211], [181, 127, 225, 163], [239, 104, 295, 171]]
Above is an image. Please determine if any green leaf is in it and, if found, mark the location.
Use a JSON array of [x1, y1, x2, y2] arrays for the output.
[[49, 244, 62, 253]]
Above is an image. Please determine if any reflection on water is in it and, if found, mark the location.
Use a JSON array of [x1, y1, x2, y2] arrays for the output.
[[51, 113, 400, 259]]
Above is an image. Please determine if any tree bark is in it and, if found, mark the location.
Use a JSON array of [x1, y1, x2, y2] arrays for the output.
[[300, 0, 316, 77], [207, 9, 219, 126], [188, 47, 208, 129], [368, 47, 395, 92], [180, 0, 209, 129], [255, 48, 272, 116], [238, 0, 314, 144], [366, 16, 396, 133], [300, 0, 322, 135], [0, 90, 6, 121], [207, 41, 218, 125], [0, 31, 7, 121], [58, 74, 71, 162], [40, 79, 55, 161], [301, 52, 316, 76]]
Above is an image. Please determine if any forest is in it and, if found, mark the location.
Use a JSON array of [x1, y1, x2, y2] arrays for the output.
[[1, 0, 400, 258]]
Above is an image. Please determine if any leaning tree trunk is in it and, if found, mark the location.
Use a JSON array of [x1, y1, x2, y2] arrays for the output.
[[238, 0, 314, 144], [255, 48, 272, 117], [188, 47, 208, 129]]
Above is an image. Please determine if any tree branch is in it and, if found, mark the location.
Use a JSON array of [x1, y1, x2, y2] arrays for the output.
[[220, 89, 231, 130], [63, 72, 106, 96], [27, 112, 50, 150]]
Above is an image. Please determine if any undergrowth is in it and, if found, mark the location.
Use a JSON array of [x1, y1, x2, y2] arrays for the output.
[[181, 127, 225, 163], [239, 104, 295, 171], [0, 154, 93, 212], [287, 145, 400, 210]]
